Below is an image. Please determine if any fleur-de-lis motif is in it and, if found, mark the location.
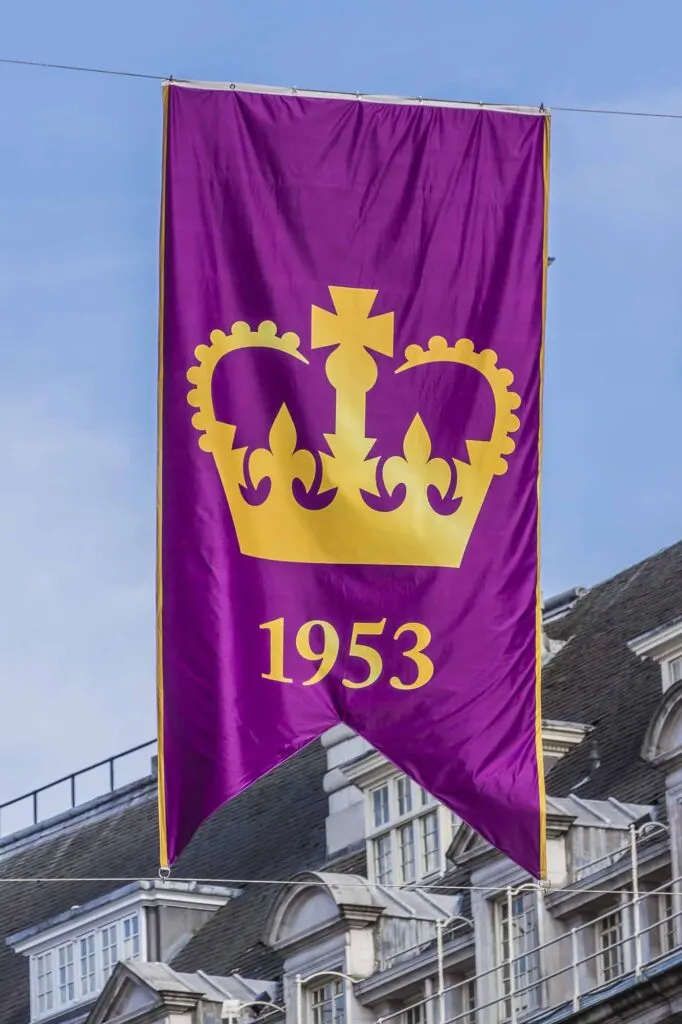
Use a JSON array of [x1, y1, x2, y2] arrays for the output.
[[249, 404, 317, 493], [186, 288, 522, 567], [383, 414, 453, 501]]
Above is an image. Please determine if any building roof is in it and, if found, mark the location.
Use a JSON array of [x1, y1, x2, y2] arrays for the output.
[[114, 961, 277, 1003], [1, 540, 682, 1024], [0, 740, 329, 1024], [544, 795, 651, 829], [544, 540, 682, 806], [171, 848, 368, 981]]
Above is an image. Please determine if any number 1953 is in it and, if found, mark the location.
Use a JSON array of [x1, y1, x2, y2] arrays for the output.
[[259, 617, 434, 691]]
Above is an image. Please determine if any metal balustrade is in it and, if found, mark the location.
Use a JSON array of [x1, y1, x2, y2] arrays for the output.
[[3, 741, 679, 1024], [204, 883, 682, 1024], [0, 740, 157, 837], [374, 876, 682, 1024], [572, 843, 630, 882], [380, 916, 473, 971]]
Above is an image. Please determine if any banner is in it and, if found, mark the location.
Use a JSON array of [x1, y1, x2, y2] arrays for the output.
[[158, 83, 549, 877]]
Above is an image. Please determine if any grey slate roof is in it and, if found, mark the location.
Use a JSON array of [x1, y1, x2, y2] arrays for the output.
[[0, 740, 328, 1024], [1, 540, 681, 1024], [436, 541, 682, 908], [544, 540, 682, 806], [172, 847, 367, 980]]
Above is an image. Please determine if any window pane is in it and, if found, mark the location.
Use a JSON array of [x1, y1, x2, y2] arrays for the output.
[[123, 915, 140, 960], [373, 834, 394, 885], [79, 934, 96, 996], [403, 1003, 425, 1024], [101, 923, 119, 981], [372, 786, 390, 828], [396, 777, 412, 816], [671, 656, 682, 684], [462, 978, 476, 1024], [598, 911, 624, 982], [399, 823, 416, 884], [58, 944, 75, 1005], [311, 977, 345, 1024], [660, 892, 675, 953], [36, 952, 54, 1015], [420, 811, 440, 874]]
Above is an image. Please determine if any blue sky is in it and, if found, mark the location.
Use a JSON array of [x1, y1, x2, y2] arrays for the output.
[[1, 0, 681, 803]]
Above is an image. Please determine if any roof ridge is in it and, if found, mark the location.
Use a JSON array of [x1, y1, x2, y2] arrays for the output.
[[582, 539, 682, 596], [0, 777, 157, 862]]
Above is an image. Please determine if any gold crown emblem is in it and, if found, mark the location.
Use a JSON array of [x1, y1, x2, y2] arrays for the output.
[[187, 287, 520, 568]]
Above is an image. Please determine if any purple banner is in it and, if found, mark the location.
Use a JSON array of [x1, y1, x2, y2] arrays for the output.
[[159, 84, 549, 877]]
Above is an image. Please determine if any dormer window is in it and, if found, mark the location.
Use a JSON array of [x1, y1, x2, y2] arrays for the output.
[[29, 913, 141, 1019], [366, 776, 449, 885], [8, 880, 235, 1023], [628, 618, 682, 693], [340, 750, 462, 886]]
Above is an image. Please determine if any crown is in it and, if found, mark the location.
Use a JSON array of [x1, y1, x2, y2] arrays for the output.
[[186, 287, 520, 568]]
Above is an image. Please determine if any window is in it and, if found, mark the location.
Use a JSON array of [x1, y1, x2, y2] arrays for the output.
[[397, 777, 413, 816], [101, 923, 119, 981], [310, 978, 345, 1024], [420, 811, 440, 875], [497, 893, 540, 1016], [402, 1003, 425, 1024], [372, 785, 390, 828], [79, 934, 96, 997], [34, 952, 54, 1017], [657, 892, 675, 954], [597, 911, 624, 983], [30, 913, 144, 1019], [398, 823, 416, 884], [374, 834, 393, 885], [461, 978, 476, 1024], [57, 944, 75, 1006], [122, 915, 140, 960], [367, 774, 450, 886]]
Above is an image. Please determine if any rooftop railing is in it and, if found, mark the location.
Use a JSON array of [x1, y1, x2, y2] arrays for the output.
[[0, 739, 156, 838], [572, 843, 631, 881], [200, 881, 682, 1024], [380, 916, 472, 972], [372, 876, 682, 1024]]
